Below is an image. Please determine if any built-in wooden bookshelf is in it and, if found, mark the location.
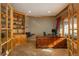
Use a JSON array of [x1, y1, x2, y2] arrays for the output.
[[0, 3, 26, 56], [13, 11, 26, 47], [13, 11, 25, 34], [0, 3, 13, 56]]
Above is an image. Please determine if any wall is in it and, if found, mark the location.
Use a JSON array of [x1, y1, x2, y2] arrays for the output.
[[25, 16, 56, 35]]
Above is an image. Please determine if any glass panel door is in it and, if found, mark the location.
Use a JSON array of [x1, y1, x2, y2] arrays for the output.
[[73, 16, 77, 40], [73, 16, 77, 56], [64, 18, 68, 37]]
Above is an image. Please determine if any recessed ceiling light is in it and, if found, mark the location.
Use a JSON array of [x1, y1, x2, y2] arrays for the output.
[[29, 11, 31, 13], [48, 11, 51, 13]]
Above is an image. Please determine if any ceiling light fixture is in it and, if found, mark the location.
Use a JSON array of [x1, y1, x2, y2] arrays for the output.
[[48, 11, 51, 13], [29, 10, 31, 13]]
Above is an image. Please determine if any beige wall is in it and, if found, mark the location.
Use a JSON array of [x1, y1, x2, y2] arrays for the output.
[[25, 16, 56, 35]]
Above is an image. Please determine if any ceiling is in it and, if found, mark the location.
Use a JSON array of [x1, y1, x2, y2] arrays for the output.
[[12, 3, 68, 16]]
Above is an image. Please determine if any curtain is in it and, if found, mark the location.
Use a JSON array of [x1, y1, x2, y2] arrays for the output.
[[56, 17, 61, 31]]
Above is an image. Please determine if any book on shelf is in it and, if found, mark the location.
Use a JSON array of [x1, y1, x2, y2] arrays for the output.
[[14, 17, 17, 19], [13, 29, 18, 33], [18, 18, 22, 21]]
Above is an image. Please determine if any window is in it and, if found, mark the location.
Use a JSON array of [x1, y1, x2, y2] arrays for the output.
[[64, 18, 68, 37], [70, 16, 77, 40], [59, 20, 62, 36], [74, 16, 77, 40]]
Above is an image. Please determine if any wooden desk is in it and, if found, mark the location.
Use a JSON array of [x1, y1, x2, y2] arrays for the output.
[[36, 36, 67, 48]]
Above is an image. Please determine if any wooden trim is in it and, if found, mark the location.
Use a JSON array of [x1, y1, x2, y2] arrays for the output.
[[1, 39, 12, 46], [0, 4, 1, 45], [56, 4, 69, 17], [27, 15, 54, 18], [62, 17, 64, 37], [76, 5, 79, 55], [14, 10, 26, 15]]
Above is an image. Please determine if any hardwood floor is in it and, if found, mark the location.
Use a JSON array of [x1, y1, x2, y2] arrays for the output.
[[10, 38, 68, 56]]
